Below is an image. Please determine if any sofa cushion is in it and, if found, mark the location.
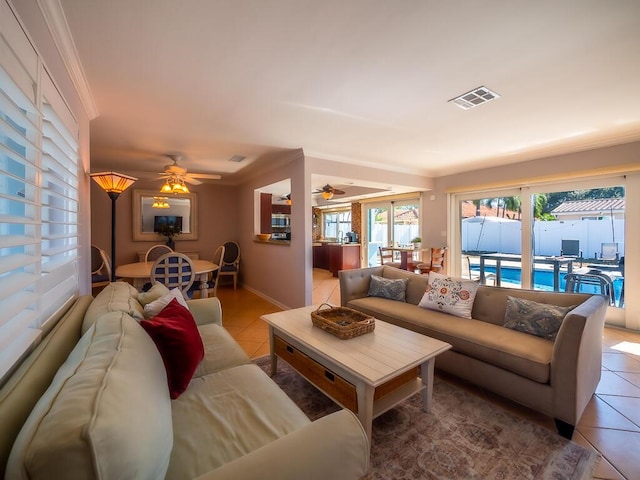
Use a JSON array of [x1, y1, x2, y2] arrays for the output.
[[143, 287, 189, 319], [367, 274, 408, 301], [194, 323, 251, 377], [503, 296, 574, 340], [167, 363, 310, 480], [418, 272, 479, 319], [347, 296, 553, 383], [138, 281, 170, 306], [82, 281, 145, 334], [7, 311, 173, 480], [141, 299, 205, 399], [380, 266, 429, 305]]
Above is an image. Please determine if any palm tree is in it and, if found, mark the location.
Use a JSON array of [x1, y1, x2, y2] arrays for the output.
[[503, 196, 522, 219]]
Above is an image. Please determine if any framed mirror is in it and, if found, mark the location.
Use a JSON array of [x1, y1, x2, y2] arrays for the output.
[[132, 190, 198, 241]]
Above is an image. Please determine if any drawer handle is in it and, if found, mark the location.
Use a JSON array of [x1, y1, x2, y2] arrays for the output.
[[324, 370, 335, 382], [286, 345, 294, 354]]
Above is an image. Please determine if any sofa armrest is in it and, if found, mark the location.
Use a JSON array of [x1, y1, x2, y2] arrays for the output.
[[339, 266, 383, 306], [194, 410, 370, 480], [551, 294, 608, 425], [186, 297, 222, 326]]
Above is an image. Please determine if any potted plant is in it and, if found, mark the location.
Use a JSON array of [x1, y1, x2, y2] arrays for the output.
[[411, 237, 422, 250], [156, 223, 181, 249]]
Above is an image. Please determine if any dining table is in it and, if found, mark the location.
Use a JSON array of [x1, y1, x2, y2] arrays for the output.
[[115, 259, 219, 297]]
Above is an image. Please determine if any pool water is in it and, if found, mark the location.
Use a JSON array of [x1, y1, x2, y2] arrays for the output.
[[472, 265, 624, 305]]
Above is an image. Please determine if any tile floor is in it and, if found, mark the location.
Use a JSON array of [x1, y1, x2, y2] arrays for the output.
[[217, 269, 640, 480]]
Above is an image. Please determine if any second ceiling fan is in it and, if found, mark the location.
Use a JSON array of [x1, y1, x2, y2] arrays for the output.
[[313, 184, 345, 200]]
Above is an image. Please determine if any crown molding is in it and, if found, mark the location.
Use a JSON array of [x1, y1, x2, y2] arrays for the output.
[[36, 0, 98, 119]]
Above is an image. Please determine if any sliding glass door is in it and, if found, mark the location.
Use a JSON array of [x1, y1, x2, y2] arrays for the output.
[[452, 177, 627, 318], [365, 198, 420, 267]]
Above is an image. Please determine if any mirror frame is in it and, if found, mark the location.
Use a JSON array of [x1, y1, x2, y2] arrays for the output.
[[132, 190, 198, 241]]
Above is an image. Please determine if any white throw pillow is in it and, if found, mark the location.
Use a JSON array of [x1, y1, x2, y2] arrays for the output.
[[418, 271, 479, 319], [144, 288, 189, 319], [138, 282, 171, 306]]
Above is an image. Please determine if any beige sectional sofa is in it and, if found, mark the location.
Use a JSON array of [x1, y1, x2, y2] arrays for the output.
[[339, 265, 608, 439], [0, 282, 369, 480]]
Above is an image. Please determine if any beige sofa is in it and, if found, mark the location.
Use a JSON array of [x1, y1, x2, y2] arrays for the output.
[[339, 266, 608, 439], [0, 282, 369, 480]]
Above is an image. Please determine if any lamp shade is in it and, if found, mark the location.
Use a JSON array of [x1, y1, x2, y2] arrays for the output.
[[90, 171, 137, 194], [321, 191, 334, 200]]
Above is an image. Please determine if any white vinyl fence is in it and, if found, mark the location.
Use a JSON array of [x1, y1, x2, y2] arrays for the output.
[[462, 217, 624, 258]]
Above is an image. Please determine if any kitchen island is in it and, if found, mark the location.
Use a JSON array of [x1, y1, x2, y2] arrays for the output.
[[313, 242, 361, 277]]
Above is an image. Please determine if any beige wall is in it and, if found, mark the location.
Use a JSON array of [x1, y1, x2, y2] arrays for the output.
[[90, 178, 239, 268]]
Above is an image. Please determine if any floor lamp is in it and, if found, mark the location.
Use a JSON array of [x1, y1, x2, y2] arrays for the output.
[[90, 172, 137, 281]]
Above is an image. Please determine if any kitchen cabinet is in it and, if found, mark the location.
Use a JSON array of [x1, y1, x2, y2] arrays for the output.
[[313, 244, 330, 270], [260, 193, 273, 234], [328, 244, 361, 277]]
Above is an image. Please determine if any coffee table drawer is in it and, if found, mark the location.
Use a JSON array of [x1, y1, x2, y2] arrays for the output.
[[274, 336, 358, 412]]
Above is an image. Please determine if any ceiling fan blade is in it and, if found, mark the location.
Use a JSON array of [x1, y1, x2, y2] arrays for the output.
[[333, 188, 346, 195], [188, 173, 222, 180], [182, 176, 203, 185]]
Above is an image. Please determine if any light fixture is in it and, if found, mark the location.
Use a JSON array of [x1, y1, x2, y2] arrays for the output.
[[285, 194, 292, 205], [322, 191, 334, 200], [90, 171, 137, 281], [152, 196, 170, 208], [160, 174, 190, 194]]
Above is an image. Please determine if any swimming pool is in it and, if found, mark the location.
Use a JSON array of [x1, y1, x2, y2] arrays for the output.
[[471, 265, 624, 305]]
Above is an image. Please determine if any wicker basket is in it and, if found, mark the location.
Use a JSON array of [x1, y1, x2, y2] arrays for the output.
[[311, 303, 375, 339]]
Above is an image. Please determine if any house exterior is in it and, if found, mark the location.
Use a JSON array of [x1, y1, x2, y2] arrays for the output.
[[551, 198, 626, 221]]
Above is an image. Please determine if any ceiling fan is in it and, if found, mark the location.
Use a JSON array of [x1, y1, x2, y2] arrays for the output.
[[313, 184, 345, 200], [144, 154, 221, 194]]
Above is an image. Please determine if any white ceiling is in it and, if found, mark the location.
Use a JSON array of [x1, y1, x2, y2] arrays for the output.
[[59, 0, 640, 191]]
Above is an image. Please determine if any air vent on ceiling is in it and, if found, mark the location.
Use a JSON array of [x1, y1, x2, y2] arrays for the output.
[[449, 86, 500, 110], [229, 155, 246, 163]]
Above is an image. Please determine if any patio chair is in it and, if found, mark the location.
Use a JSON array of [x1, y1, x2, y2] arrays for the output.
[[560, 239, 583, 267], [462, 255, 495, 285], [596, 242, 619, 262], [564, 272, 615, 305], [150, 252, 195, 299]]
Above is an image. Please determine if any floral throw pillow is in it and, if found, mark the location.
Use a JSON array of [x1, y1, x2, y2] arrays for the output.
[[503, 296, 574, 341], [418, 271, 479, 318], [367, 274, 408, 302]]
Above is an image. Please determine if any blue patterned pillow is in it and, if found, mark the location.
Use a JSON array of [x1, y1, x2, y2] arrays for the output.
[[418, 272, 479, 318], [367, 275, 408, 302], [503, 296, 574, 340]]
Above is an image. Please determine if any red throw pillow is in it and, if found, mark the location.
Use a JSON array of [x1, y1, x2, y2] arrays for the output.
[[140, 298, 204, 399]]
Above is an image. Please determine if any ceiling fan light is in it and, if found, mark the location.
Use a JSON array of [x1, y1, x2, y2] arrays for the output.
[[322, 191, 334, 200], [161, 181, 173, 193]]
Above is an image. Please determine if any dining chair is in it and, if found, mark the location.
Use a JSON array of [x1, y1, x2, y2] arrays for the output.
[[145, 244, 173, 263], [417, 247, 447, 275], [188, 245, 225, 298], [150, 252, 195, 299], [91, 245, 111, 289], [218, 241, 240, 290], [378, 247, 402, 268]]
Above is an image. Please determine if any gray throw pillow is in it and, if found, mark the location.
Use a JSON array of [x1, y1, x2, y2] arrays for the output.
[[503, 296, 574, 340], [367, 275, 408, 302]]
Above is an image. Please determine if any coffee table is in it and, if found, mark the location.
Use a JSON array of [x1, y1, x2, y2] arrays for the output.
[[261, 305, 451, 440]]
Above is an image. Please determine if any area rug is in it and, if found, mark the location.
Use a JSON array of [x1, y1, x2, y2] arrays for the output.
[[255, 356, 599, 480]]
